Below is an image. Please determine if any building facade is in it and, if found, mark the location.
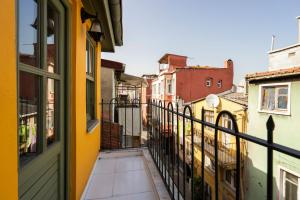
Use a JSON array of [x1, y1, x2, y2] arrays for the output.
[[246, 68, 300, 200], [246, 17, 300, 200], [151, 54, 234, 104], [0, 0, 123, 199], [191, 93, 248, 200], [141, 74, 158, 125]]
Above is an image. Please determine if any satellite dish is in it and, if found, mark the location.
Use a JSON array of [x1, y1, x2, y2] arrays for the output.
[[205, 94, 220, 108]]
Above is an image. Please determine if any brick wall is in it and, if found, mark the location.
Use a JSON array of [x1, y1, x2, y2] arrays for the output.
[[101, 120, 121, 149]]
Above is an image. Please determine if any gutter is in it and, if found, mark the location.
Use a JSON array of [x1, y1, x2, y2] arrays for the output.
[[108, 0, 123, 46]]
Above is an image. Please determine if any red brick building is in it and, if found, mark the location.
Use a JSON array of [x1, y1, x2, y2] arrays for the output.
[[151, 53, 234, 104]]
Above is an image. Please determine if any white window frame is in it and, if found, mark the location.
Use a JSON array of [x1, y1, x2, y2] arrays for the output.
[[167, 79, 172, 94], [258, 82, 291, 116], [278, 166, 300, 200], [222, 114, 233, 148]]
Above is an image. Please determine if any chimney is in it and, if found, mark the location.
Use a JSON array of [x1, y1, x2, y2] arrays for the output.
[[297, 16, 300, 43], [270, 35, 275, 51], [224, 59, 233, 70]]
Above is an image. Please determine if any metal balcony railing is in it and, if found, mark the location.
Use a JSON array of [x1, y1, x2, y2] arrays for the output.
[[100, 98, 300, 200]]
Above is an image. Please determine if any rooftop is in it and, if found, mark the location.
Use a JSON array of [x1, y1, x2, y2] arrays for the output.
[[221, 92, 248, 106], [246, 66, 300, 81]]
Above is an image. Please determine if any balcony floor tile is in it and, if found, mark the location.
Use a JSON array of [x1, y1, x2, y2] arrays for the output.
[[81, 149, 170, 200]]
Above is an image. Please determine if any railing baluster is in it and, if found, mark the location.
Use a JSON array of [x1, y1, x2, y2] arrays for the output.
[[267, 116, 275, 200], [164, 101, 167, 185], [183, 110, 186, 199], [124, 99, 127, 148], [132, 100, 134, 148], [214, 116, 219, 200], [201, 107, 205, 200], [176, 103, 180, 200]]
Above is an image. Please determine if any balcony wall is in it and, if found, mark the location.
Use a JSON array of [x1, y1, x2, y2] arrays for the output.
[[0, 0, 18, 199]]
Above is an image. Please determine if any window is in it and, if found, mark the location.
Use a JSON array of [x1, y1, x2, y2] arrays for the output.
[[259, 83, 290, 114], [161, 80, 164, 94], [280, 169, 300, 200], [204, 155, 215, 172], [86, 35, 96, 128], [204, 110, 214, 131], [167, 79, 172, 94], [288, 52, 296, 57], [18, 0, 61, 164], [158, 83, 161, 95], [217, 80, 222, 88], [225, 170, 236, 189], [206, 78, 212, 87], [222, 114, 234, 147]]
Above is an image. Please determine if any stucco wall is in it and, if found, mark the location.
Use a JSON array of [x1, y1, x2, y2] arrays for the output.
[[0, 0, 18, 199], [246, 79, 300, 199], [101, 67, 115, 119], [269, 45, 300, 71], [71, 2, 101, 199]]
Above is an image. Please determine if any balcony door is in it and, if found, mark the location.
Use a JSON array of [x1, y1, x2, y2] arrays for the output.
[[18, 0, 66, 199]]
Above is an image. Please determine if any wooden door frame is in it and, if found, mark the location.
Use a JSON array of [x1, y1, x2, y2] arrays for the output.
[[16, 0, 72, 199]]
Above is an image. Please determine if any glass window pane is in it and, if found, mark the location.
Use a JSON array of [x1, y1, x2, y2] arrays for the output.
[[47, 3, 59, 73], [19, 71, 40, 161], [286, 181, 298, 200], [19, 0, 39, 68], [262, 87, 275, 110], [46, 78, 58, 145], [278, 87, 288, 95], [278, 96, 288, 109], [86, 80, 95, 122], [86, 40, 89, 74]]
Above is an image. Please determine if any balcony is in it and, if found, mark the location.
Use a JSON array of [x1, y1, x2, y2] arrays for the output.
[[81, 149, 170, 200], [97, 98, 300, 200]]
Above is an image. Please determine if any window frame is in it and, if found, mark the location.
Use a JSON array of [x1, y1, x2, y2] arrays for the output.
[[167, 79, 172, 94], [224, 169, 236, 190], [86, 33, 98, 132], [217, 80, 222, 88], [18, 0, 63, 165], [204, 110, 214, 132], [206, 78, 212, 87], [258, 82, 291, 115], [278, 166, 300, 200]]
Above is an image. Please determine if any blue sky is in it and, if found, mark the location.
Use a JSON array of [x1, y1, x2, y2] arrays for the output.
[[102, 0, 300, 84]]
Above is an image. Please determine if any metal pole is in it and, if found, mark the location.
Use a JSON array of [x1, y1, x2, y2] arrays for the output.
[[267, 116, 275, 200], [201, 107, 205, 200]]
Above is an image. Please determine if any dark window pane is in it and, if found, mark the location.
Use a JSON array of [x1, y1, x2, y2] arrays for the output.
[[286, 181, 298, 200], [19, 0, 39, 68], [47, 3, 59, 73], [19, 71, 40, 161], [278, 96, 288, 109], [46, 79, 58, 145], [86, 80, 95, 122]]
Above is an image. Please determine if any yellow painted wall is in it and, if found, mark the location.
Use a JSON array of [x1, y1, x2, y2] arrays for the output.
[[0, 0, 18, 199], [70, 1, 101, 199], [193, 97, 247, 141], [191, 97, 248, 200], [0, 0, 102, 199]]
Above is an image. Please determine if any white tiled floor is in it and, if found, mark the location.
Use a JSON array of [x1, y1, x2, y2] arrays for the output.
[[81, 150, 168, 200]]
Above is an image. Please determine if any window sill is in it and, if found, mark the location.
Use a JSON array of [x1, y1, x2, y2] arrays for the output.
[[87, 119, 99, 133], [257, 109, 290, 116]]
